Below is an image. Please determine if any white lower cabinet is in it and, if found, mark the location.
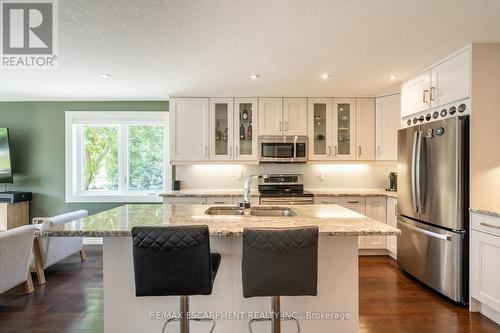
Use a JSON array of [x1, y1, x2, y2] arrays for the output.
[[386, 197, 397, 257], [471, 212, 500, 322], [365, 197, 387, 249]]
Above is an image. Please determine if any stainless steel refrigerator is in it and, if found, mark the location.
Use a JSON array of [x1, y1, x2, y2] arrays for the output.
[[397, 116, 469, 304]]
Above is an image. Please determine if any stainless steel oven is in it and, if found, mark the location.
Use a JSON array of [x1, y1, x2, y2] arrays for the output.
[[258, 174, 314, 205], [258, 136, 308, 163]]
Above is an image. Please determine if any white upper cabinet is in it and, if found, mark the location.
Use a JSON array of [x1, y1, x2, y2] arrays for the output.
[[170, 98, 210, 162], [401, 71, 431, 118], [283, 98, 308, 135], [308, 98, 333, 160], [210, 98, 234, 160], [258, 98, 283, 136], [234, 98, 258, 161], [401, 48, 471, 119], [430, 50, 470, 108], [376, 94, 400, 161], [333, 98, 356, 160], [355, 98, 375, 160]]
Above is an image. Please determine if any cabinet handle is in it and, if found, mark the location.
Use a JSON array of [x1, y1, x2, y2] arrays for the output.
[[328, 146, 332, 156], [213, 201, 226, 204], [229, 146, 232, 157], [376, 145, 381, 157], [321, 201, 333, 204], [235, 146, 239, 156], [423, 90, 429, 104], [430, 87, 436, 101], [357, 146, 361, 157], [347, 200, 359, 204], [480, 222, 500, 229], [285, 121, 289, 131], [279, 121, 282, 132], [334, 146, 338, 156], [205, 146, 209, 156]]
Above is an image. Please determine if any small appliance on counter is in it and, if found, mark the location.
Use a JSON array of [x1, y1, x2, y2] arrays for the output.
[[386, 172, 397, 192], [258, 174, 313, 205]]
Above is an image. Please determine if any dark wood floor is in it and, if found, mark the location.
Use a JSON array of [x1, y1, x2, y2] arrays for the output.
[[0, 248, 499, 333]]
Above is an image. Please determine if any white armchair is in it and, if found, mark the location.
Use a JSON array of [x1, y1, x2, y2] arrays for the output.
[[32, 210, 88, 285], [0, 225, 37, 295]]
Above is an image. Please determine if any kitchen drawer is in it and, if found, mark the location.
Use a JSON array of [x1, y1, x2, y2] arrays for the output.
[[314, 196, 340, 205], [471, 211, 500, 238], [206, 196, 234, 205], [339, 196, 365, 206], [164, 197, 207, 205]]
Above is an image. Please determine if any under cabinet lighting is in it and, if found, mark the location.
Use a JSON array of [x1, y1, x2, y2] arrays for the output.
[[321, 73, 330, 80], [251, 74, 260, 80], [312, 164, 370, 172], [389, 74, 397, 80], [100, 73, 111, 79]]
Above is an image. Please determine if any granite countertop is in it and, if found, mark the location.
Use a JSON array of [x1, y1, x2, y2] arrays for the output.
[[160, 189, 397, 198], [306, 189, 397, 198], [160, 189, 259, 197], [470, 208, 500, 219], [39, 204, 401, 237]]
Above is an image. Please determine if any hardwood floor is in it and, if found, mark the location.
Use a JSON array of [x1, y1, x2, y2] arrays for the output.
[[0, 248, 499, 332]]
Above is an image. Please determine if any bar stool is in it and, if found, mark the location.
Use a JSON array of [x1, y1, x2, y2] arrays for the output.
[[132, 225, 221, 333], [242, 226, 319, 333]]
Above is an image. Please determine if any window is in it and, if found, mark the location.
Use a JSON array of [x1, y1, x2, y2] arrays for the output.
[[66, 111, 169, 202]]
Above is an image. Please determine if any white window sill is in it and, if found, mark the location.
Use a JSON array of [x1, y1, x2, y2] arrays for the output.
[[65, 193, 163, 203]]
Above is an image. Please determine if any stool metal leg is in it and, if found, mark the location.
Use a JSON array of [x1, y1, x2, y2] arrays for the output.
[[271, 296, 281, 333], [180, 296, 190, 333]]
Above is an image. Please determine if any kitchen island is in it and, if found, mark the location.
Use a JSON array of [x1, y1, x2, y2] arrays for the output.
[[42, 204, 400, 333]]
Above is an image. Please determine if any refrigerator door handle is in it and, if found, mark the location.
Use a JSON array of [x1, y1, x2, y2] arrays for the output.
[[415, 130, 423, 214], [400, 219, 452, 241], [411, 130, 419, 213]]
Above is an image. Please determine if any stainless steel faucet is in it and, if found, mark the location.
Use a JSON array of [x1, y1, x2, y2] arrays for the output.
[[241, 174, 269, 208]]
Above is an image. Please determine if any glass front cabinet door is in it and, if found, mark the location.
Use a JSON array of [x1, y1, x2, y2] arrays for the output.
[[234, 98, 258, 161], [308, 98, 333, 160], [333, 98, 356, 160], [210, 98, 234, 160]]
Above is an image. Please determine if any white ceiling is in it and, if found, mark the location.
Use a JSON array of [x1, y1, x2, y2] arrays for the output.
[[1, 0, 500, 101]]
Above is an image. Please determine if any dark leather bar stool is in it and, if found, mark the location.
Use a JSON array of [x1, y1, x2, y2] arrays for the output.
[[132, 225, 221, 333], [242, 226, 319, 333]]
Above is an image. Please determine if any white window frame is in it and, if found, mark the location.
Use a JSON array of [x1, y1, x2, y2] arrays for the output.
[[65, 111, 170, 203]]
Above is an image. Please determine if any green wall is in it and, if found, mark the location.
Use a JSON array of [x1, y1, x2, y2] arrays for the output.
[[0, 101, 168, 218]]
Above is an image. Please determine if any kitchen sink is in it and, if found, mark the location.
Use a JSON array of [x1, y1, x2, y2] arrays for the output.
[[250, 207, 297, 217], [204, 206, 244, 216]]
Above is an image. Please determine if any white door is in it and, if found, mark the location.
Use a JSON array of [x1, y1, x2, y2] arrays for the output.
[[343, 204, 367, 249], [376, 94, 400, 161], [283, 98, 308, 136], [234, 98, 258, 161], [333, 98, 356, 160], [471, 230, 500, 312], [386, 197, 397, 256], [355, 98, 375, 160], [210, 98, 234, 160], [401, 71, 431, 118], [365, 197, 387, 249], [308, 98, 333, 160], [258, 98, 283, 136], [430, 50, 470, 108], [170, 98, 209, 161]]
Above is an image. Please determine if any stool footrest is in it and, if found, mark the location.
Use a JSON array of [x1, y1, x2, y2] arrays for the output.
[[248, 316, 300, 333]]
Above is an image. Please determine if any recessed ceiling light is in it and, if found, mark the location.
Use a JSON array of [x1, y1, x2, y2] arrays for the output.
[[100, 73, 111, 79], [251, 74, 260, 80], [321, 73, 330, 80], [389, 74, 397, 80]]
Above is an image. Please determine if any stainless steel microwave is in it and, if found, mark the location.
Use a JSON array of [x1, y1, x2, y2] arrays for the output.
[[258, 136, 308, 163]]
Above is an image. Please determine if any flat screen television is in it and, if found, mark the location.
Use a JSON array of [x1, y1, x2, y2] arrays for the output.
[[0, 128, 13, 184]]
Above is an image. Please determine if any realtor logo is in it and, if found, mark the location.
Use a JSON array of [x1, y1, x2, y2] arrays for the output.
[[1, 0, 58, 68]]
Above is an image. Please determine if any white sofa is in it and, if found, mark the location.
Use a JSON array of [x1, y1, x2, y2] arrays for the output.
[[32, 210, 88, 285], [0, 225, 37, 295]]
